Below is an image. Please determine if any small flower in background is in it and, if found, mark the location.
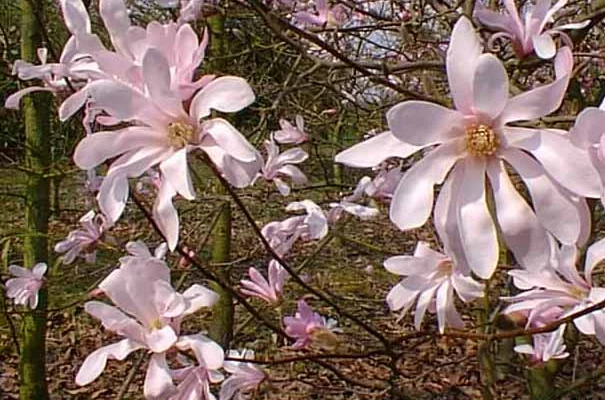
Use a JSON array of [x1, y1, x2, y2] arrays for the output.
[[294, 0, 349, 27], [261, 215, 307, 257], [283, 299, 339, 350], [274, 115, 309, 145], [5, 263, 47, 309], [504, 238, 605, 344], [169, 334, 225, 400], [327, 176, 379, 223], [285, 200, 329, 241], [385, 241, 484, 333], [220, 349, 266, 400], [260, 138, 308, 196], [514, 324, 569, 363], [475, 0, 589, 59], [240, 260, 289, 305], [54, 210, 107, 264]]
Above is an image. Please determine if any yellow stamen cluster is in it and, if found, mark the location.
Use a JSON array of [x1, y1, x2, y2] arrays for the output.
[[437, 260, 453, 276], [168, 122, 195, 148], [465, 124, 499, 157], [150, 318, 164, 330]]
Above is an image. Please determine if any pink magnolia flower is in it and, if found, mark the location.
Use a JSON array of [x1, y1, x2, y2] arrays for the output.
[[514, 324, 569, 363], [274, 115, 309, 145], [385, 241, 484, 333], [75, 242, 220, 399], [5, 0, 94, 113], [261, 214, 312, 258], [54, 210, 107, 264], [260, 138, 308, 196], [220, 349, 265, 400], [504, 238, 605, 343], [475, 0, 589, 59], [168, 335, 225, 400], [240, 260, 288, 305], [294, 0, 349, 27], [5, 263, 47, 309], [283, 299, 339, 349], [364, 164, 404, 201], [336, 17, 600, 279], [285, 200, 329, 241], [73, 46, 261, 250], [327, 177, 379, 223]]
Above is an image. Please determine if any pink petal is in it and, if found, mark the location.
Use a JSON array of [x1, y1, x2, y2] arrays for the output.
[[153, 178, 179, 251], [388, 101, 465, 147], [145, 325, 178, 353], [499, 47, 572, 123], [486, 159, 550, 270], [159, 148, 195, 200], [389, 140, 463, 230], [182, 284, 220, 314], [447, 17, 482, 114], [99, 0, 132, 57], [414, 284, 439, 330], [73, 127, 165, 170], [585, 238, 605, 286], [501, 147, 583, 244], [190, 76, 255, 120], [144, 353, 176, 399], [5, 87, 54, 110], [532, 33, 557, 59], [75, 339, 142, 386], [202, 118, 258, 162], [59, 89, 90, 121], [505, 127, 601, 198], [335, 131, 421, 168], [472, 54, 509, 120], [60, 0, 90, 34], [457, 158, 498, 279], [142, 48, 185, 118]]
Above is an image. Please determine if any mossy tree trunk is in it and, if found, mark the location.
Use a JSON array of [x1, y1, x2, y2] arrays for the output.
[[206, 13, 235, 348], [19, 0, 51, 398]]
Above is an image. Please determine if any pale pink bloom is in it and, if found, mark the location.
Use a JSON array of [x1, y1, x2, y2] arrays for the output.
[[283, 299, 338, 349], [274, 115, 309, 145], [85, 169, 103, 194], [6, 0, 96, 114], [514, 324, 569, 363], [294, 0, 349, 27], [122, 240, 169, 261], [5, 263, 47, 309], [220, 349, 265, 400], [260, 138, 308, 196], [54, 210, 107, 264], [336, 17, 599, 279], [75, 243, 220, 399], [364, 164, 404, 201], [240, 260, 288, 305], [475, 0, 589, 59], [168, 335, 225, 400], [327, 177, 379, 223], [285, 200, 329, 241], [385, 241, 484, 334], [504, 238, 605, 343], [73, 45, 261, 250], [261, 215, 307, 257]]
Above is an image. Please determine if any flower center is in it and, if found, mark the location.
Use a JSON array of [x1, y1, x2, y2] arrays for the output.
[[465, 124, 499, 157], [150, 318, 164, 330], [437, 260, 453, 276], [168, 122, 195, 148]]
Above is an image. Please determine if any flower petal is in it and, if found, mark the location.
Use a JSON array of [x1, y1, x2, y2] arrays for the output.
[[532, 33, 557, 59], [190, 76, 255, 120], [153, 179, 179, 251], [335, 131, 421, 168], [144, 353, 175, 399], [447, 17, 483, 114], [159, 148, 195, 200], [486, 159, 550, 270], [389, 139, 463, 230], [505, 127, 602, 198], [202, 118, 258, 162], [457, 158, 498, 279], [472, 54, 509, 120], [75, 339, 142, 386]]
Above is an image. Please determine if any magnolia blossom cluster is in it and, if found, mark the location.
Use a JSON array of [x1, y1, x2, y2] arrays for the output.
[[338, 15, 605, 343], [74, 241, 265, 400], [476, 0, 589, 59]]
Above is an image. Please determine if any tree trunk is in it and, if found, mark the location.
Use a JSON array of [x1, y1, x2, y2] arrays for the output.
[[18, 0, 51, 398]]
